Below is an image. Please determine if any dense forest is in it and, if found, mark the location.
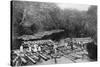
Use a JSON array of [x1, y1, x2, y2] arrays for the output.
[[11, 1, 97, 50]]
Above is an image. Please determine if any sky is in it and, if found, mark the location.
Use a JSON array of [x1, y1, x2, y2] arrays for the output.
[[57, 3, 90, 11]]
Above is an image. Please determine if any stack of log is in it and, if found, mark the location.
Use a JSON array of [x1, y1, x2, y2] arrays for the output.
[[11, 39, 55, 66]]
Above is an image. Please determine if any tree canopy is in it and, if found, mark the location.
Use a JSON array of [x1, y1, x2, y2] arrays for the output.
[[12, 1, 97, 41]]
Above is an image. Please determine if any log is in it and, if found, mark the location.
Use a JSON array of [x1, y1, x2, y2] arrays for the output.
[[13, 56, 19, 63], [31, 55, 39, 60], [39, 53, 48, 61], [25, 54, 36, 63], [15, 61, 19, 66], [20, 57, 27, 63]]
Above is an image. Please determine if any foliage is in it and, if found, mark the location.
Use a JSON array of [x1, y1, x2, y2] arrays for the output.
[[11, 1, 97, 49]]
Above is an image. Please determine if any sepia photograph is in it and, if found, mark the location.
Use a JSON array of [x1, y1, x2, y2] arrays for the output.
[[11, 0, 97, 66]]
